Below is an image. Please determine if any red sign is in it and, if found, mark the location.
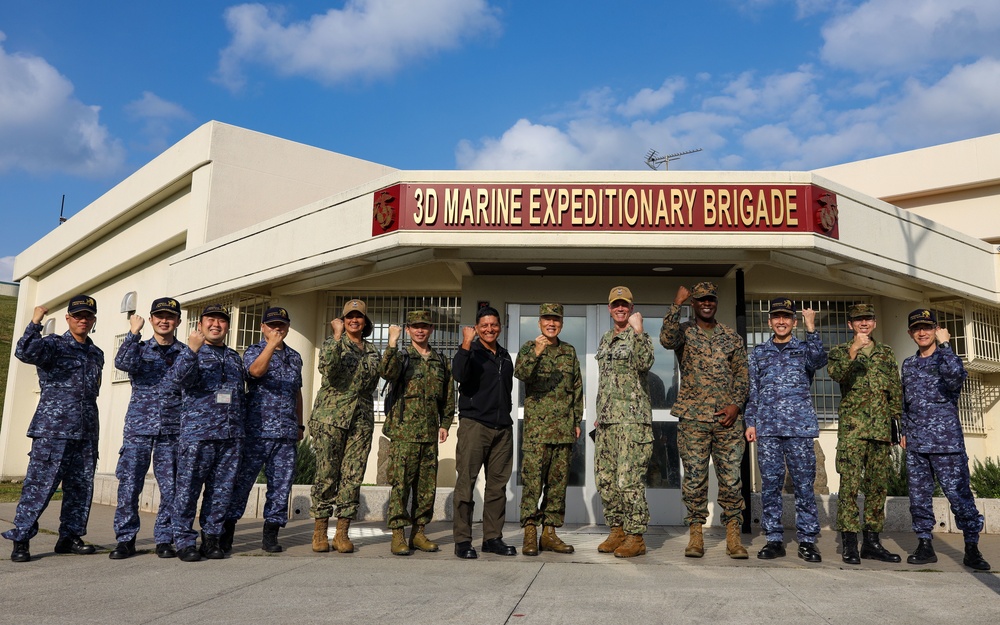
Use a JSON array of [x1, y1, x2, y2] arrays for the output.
[[373, 183, 838, 238]]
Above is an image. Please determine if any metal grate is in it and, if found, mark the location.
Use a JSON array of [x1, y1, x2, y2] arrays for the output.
[[969, 302, 1000, 372], [746, 297, 864, 422], [931, 301, 968, 358], [325, 292, 462, 419], [112, 333, 130, 383], [960, 373, 988, 435]]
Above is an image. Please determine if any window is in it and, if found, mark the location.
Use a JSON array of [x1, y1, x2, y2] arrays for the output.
[[960, 373, 988, 435], [184, 293, 268, 355], [111, 333, 130, 383]]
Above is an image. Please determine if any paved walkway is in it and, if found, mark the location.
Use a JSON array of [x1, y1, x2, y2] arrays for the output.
[[2, 501, 999, 624]]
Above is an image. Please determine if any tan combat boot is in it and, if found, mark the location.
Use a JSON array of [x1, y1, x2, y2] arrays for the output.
[[685, 523, 704, 558], [409, 525, 439, 552], [332, 517, 355, 553], [597, 526, 625, 553], [540, 525, 574, 554], [726, 519, 748, 559], [522, 524, 539, 556], [312, 518, 330, 553], [614, 534, 647, 558], [390, 528, 412, 556]]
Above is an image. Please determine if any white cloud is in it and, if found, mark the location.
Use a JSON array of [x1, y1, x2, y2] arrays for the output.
[[617, 78, 686, 117], [0, 33, 124, 176], [124, 91, 194, 153], [0, 256, 14, 282], [216, 0, 502, 91], [822, 0, 1000, 73]]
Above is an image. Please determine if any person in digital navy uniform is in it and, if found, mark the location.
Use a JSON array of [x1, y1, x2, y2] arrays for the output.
[[901, 309, 990, 571], [223, 307, 303, 553], [170, 304, 246, 562], [3, 295, 104, 563], [744, 298, 827, 563], [109, 297, 185, 559]]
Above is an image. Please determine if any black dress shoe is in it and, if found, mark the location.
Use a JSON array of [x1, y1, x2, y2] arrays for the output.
[[54, 535, 96, 555], [109, 538, 136, 560], [155, 543, 177, 559], [797, 543, 822, 563], [757, 541, 785, 559], [454, 541, 478, 559], [11, 540, 31, 563], [482, 537, 517, 556], [178, 546, 202, 562]]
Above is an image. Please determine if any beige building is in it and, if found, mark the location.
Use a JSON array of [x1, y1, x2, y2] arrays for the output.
[[3, 121, 1000, 526]]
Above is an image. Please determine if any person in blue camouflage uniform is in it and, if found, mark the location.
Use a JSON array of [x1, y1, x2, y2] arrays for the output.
[[3, 295, 103, 563], [745, 298, 827, 563], [514, 303, 583, 556], [110, 297, 185, 560], [379, 310, 455, 556], [223, 307, 303, 554], [170, 304, 246, 562], [827, 303, 902, 565], [660, 282, 749, 559], [310, 299, 381, 554], [595, 286, 654, 559], [901, 309, 990, 570]]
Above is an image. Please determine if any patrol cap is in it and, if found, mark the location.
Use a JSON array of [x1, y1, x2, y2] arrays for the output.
[[200, 303, 230, 321], [608, 286, 633, 305], [150, 297, 181, 317], [67, 294, 97, 315], [263, 307, 291, 325], [691, 282, 718, 300], [848, 303, 876, 319], [908, 308, 937, 329], [406, 310, 433, 325], [768, 297, 796, 316], [539, 303, 563, 318], [341, 299, 373, 338]]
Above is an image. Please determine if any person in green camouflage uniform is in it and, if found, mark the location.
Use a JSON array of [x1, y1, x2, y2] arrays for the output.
[[828, 303, 902, 565], [379, 310, 455, 556], [595, 286, 654, 558], [309, 299, 381, 554], [660, 282, 749, 559], [514, 303, 583, 556]]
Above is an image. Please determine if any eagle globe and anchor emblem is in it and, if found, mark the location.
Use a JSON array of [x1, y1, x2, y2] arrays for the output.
[[373, 190, 396, 230]]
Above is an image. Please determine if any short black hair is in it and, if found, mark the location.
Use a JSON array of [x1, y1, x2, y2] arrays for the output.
[[476, 306, 500, 323]]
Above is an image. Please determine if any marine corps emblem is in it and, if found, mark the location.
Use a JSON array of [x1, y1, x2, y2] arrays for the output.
[[373, 191, 395, 229], [816, 192, 838, 234]]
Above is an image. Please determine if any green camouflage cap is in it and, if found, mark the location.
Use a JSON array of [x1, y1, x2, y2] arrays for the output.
[[691, 282, 718, 300], [406, 310, 433, 325], [848, 303, 876, 319], [539, 303, 563, 318]]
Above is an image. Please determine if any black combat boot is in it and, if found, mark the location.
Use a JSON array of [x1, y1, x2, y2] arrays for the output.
[[11, 540, 31, 563], [964, 542, 991, 571], [201, 534, 225, 560], [220, 519, 237, 554], [860, 531, 901, 563], [757, 541, 785, 559], [841, 531, 860, 565], [906, 538, 936, 565], [109, 537, 137, 560], [262, 522, 283, 553]]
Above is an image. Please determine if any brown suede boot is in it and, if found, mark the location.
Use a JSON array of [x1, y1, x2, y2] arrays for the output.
[[540, 525, 574, 554], [312, 518, 330, 553], [522, 524, 539, 556], [332, 517, 355, 553], [614, 534, 646, 558], [390, 528, 412, 556], [726, 519, 748, 559], [685, 524, 704, 558], [409, 525, 439, 552], [598, 526, 625, 553]]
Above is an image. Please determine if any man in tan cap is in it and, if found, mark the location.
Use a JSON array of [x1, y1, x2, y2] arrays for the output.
[[594, 286, 654, 558], [310, 299, 381, 553], [660, 282, 749, 559]]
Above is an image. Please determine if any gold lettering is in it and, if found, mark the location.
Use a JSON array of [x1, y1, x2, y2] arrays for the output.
[[770, 189, 784, 226], [624, 189, 638, 226], [739, 189, 753, 227], [493, 188, 506, 225], [529, 189, 541, 225], [510, 188, 522, 225], [704, 189, 717, 226], [542, 188, 558, 225], [786, 189, 798, 226], [640, 189, 653, 226], [655, 190, 668, 226], [413, 188, 424, 225], [756, 190, 769, 226], [572, 189, 584, 226], [683, 188, 696, 225], [583, 189, 597, 225], [718, 189, 733, 227], [444, 188, 460, 224], [557, 188, 571, 225]]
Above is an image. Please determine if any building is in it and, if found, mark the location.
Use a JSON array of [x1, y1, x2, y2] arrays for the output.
[[3, 121, 999, 526]]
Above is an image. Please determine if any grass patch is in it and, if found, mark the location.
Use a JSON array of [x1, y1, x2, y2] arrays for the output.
[[0, 481, 63, 504], [0, 294, 16, 427]]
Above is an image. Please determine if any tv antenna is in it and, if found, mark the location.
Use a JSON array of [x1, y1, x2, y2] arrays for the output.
[[645, 147, 702, 170], [59, 194, 67, 224]]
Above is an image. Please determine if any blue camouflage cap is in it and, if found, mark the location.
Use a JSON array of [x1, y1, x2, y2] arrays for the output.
[[67, 294, 97, 315], [768, 297, 796, 316], [907, 308, 937, 329], [263, 307, 291, 325], [200, 303, 230, 321], [150, 297, 181, 316]]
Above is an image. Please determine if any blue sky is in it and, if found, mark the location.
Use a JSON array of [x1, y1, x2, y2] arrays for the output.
[[2, 0, 999, 281]]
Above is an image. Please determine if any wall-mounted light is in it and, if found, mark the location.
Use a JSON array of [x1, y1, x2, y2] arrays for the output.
[[121, 291, 137, 316], [42, 319, 56, 336]]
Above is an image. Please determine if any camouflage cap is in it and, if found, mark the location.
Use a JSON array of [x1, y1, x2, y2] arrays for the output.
[[263, 307, 291, 325], [691, 282, 718, 300], [907, 308, 937, 329], [150, 297, 181, 316], [608, 286, 633, 305], [200, 303, 230, 321], [768, 297, 796, 316], [341, 299, 373, 338], [406, 310, 433, 325], [67, 294, 97, 315], [848, 303, 876, 319], [539, 303, 564, 318]]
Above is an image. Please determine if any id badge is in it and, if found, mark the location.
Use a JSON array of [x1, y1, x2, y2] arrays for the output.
[[216, 391, 233, 405]]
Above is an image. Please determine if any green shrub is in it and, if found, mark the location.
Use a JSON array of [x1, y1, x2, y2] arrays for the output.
[[970, 456, 1000, 498]]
